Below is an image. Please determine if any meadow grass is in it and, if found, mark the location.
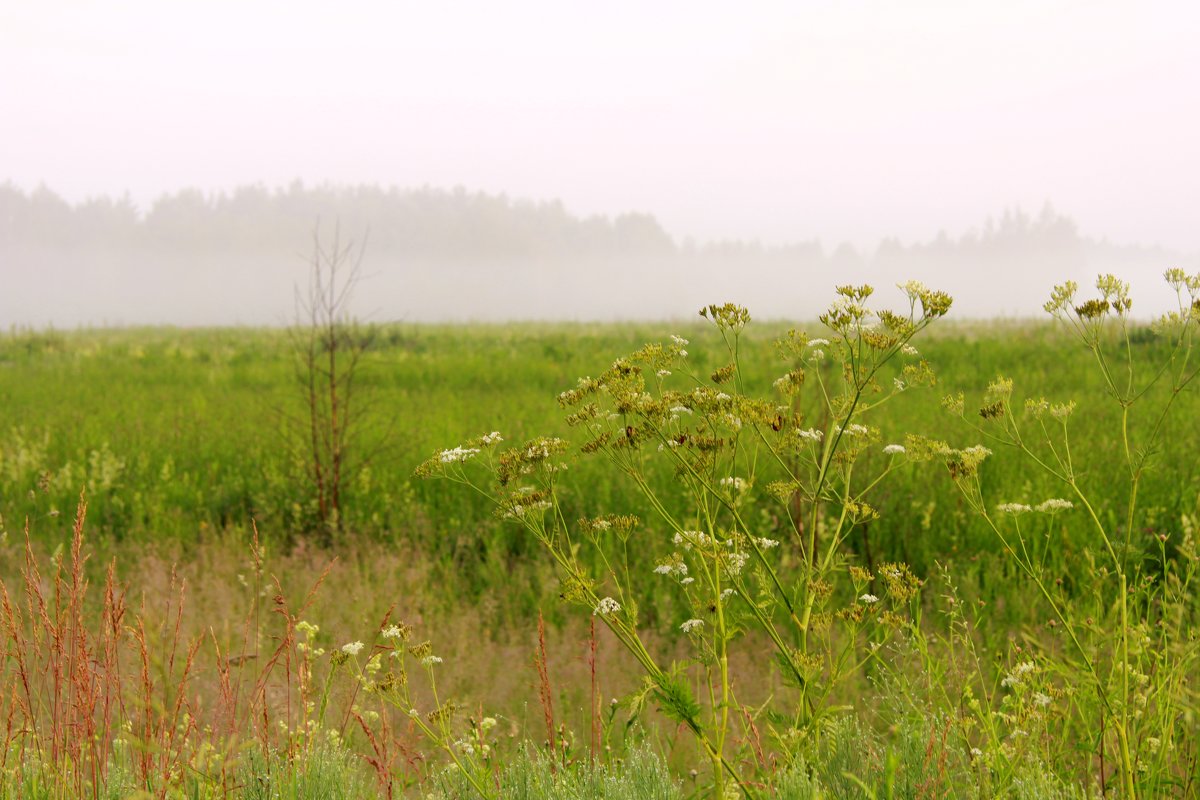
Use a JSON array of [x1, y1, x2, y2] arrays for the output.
[[0, 285, 1197, 798]]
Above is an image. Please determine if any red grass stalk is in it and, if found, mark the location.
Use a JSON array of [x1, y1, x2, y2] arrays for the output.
[[533, 611, 556, 770]]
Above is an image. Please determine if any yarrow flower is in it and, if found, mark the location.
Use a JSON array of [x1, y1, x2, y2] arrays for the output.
[[680, 618, 704, 634], [883, 444, 906, 455], [341, 641, 365, 656], [594, 597, 621, 616]]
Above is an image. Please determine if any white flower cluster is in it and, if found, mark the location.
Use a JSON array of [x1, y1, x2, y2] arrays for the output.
[[883, 444, 906, 455], [859, 593, 879, 604], [720, 476, 747, 492], [756, 537, 779, 549], [673, 530, 711, 550], [679, 618, 704, 634], [653, 560, 688, 578], [796, 428, 824, 442], [481, 431, 503, 445], [670, 334, 689, 346], [834, 423, 869, 436], [439, 446, 480, 463], [996, 503, 1032, 515], [1001, 661, 1036, 688], [1036, 498, 1074, 513], [901, 344, 919, 356], [341, 641, 365, 656], [807, 338, 830, 347], [421, 655, 443, 667], [594, 597, 621, 616]]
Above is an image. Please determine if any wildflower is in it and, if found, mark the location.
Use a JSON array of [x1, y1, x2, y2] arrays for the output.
[[656, 369, 671, 377], [901, 344, 919, 356], [719, 476, 747, 492], [996, 503, 1032, 515], [883, 444, 906, 455], [341, 641, 365, 656], [893, 378, 906, 391], [809, 349, 825, 361], [421, 655, 443, 667], [834, 423, 869, 436], [594, 597, 621, 616], [724, 551, 749, 576], [680, 619, 704, 634], [480, 431, 503, 445], [670, 334, 689, 346], [970, 747, 983, 758], [670, 405, 693, 415], [1036, 498, 1074, 513], [797, 427, 824, 442], [381, 625, 403, 639], [439, 446, 480, 463], [720, 588, 735, 599], [757, 537, 779, 549], [681, 577, 695, 585], [1033, 692, 1052, 707], [807, 338, 830, 347], [859, 594, 879, 604]]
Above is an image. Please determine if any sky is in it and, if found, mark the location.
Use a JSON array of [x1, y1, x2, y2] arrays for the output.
[[1, 1, 1198, 251]]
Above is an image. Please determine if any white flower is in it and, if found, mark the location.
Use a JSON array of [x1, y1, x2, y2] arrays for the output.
[[883, 444, 906, 455], [970, 747, 983, 758], [835, 423, 869, 436], [680, 618, 704, 634], [719, 476, 747, 492], [656, 369, 671, 377], [481, 431, 503, 445], [809, 349, 825, 361], [756, 537, 779, 549], [893, 377, 906, 391], [678, 349, 688, 358], [725, 551, 748, 576], [670, 405, 693, 415], [341, 641, 365, 656], [720, 588, 735, 599], [439, 446, 481, 463], [859, 594, 879, 604], [680, 577, 695, 585], [421, 655, 443, 667], [796, 428, 824, 442], [381, 625, 403, 639], [670, 334, 689, 346], [1036, 498, 1074, 513], [653, 564, 672, 575], [594, 597, 621, 616], [901, 344, 919, 356], [898, 279, 929, 297], [807, 338, 830, 347], [996, 503, 1033, 515], [962, 445, 993, 458], [1033, 692, 1052, 707]]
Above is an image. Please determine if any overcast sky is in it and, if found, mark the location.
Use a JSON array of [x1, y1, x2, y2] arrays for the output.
[[2, 1, 1197, 251]]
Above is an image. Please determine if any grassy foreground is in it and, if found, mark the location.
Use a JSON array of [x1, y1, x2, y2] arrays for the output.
[[1, 283, 1198, 797]]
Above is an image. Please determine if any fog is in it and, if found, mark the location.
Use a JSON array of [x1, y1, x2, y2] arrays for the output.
[[2, 2, 1198, 325]]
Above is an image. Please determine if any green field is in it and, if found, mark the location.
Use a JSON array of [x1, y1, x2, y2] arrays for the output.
[[1, 285, 1197, 798]]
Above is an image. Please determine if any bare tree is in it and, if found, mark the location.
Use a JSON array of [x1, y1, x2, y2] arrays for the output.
[[288, 222, 379, 538]]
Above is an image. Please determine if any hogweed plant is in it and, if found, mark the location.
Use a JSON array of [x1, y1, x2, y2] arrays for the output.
[[929, 272, 1200, 798], [419, 282, 952, 797]]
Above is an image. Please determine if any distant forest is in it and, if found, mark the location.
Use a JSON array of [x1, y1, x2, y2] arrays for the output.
[[2, 182, 1194, 325]]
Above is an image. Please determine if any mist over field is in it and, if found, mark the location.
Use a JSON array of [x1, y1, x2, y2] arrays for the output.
[[2, 182, 1195, 327]]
